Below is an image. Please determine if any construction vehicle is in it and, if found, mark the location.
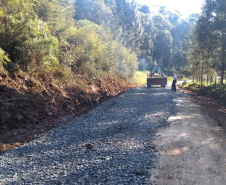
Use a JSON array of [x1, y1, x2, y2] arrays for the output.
[[147, 65, 167, 88]]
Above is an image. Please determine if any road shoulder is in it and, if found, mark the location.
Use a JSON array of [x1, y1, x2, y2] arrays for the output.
[[153, 92, 226, 185]]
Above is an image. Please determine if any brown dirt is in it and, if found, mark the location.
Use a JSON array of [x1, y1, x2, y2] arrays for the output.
[[152, 88, 226, 185], [0, 72, 132, 154], [179, 88, 226, 130]]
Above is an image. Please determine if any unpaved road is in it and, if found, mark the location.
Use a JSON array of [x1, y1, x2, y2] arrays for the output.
[[153, 89, 226, 185], [0, 87, 173, 184], [0, 85, 226, 184]]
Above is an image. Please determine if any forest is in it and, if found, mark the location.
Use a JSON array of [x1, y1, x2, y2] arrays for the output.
[[0, 0, 201, 81], [188, 0, 226, 85], [0, 0, 225, 151]]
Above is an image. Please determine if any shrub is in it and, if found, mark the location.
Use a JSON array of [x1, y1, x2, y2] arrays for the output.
[[0, 48, 10, 72]]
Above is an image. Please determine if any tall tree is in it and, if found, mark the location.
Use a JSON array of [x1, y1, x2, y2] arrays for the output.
[[193, 0, 226, 84], [153, 30, 172, 68]]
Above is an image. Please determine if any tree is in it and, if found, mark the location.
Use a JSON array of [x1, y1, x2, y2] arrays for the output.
[[138, 5, 150, 14], [153, 30, 173, 68], [193, 0, 226, 84]]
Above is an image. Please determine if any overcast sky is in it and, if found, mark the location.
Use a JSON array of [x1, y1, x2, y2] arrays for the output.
[[135, 0, 205, 18]]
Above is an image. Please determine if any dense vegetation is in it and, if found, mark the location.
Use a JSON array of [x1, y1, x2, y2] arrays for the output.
[[180, 0, 226, 106], [0, 0, 141, 132], [187, 0, 226, 85], [74, 0, 199, 75], [181, 82, 226, 106], [0, 0, 138, 82], [0, 0, 199, 80]]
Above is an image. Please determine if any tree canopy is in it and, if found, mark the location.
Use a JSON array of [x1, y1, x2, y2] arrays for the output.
[[0, 0, 202, 81], [188, 0, 226, 84]]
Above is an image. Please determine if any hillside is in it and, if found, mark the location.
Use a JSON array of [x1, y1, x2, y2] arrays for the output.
[[0, 0, 196, 152], [0, 70, 132, 153]]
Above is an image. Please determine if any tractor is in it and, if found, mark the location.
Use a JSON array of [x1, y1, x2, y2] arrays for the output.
[[147, 65, 167, 88]]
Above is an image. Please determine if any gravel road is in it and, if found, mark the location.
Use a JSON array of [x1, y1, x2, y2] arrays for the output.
[[0, 86, 177, 184]]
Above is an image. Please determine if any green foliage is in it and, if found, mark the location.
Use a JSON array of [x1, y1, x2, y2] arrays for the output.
[[68, 20, 137, 79], [117, 47, 138, 78], [133, 71, 149, 85], [0, 48, 10, 65], [167, 76, 173, 82], [0, 48, 10, 72], [0, 0, 60, 71], [34, 0, 76, 36], [188, 0, 226, 84], [153, 30, 173, 67], [0, 0, 198, 85], [73, 0, 197, 73], [181, 82, 226, 104]]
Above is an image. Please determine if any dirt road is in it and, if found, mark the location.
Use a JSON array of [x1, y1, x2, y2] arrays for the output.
[[1, 85, 225, 184], [153, 91, 226, 185]]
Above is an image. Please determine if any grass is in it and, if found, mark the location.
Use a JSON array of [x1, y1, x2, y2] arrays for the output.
[[167, 77, 173, 82], [180, 82, 226, 105], [133, 71, 175, 85], [180, 82, 202, 91], [133, 71, 192, 85], [133, 71, 149, 85]]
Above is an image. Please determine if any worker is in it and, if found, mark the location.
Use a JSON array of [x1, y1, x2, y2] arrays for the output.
[[172, 72, 177, 91]]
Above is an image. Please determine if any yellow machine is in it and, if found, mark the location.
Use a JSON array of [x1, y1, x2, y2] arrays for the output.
[[147, 65, 167, 88]]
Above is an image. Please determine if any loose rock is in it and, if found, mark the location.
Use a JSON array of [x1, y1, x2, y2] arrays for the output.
[[0, 87, 179, 184]]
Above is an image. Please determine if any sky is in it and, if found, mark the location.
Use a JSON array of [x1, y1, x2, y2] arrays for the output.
[[135, 0, 205, 18]]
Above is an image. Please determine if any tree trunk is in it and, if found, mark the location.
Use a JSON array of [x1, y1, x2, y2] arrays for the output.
[[221, 33, 226, 85], [201, 63, 204, 85], [220, 68, 224, 84]]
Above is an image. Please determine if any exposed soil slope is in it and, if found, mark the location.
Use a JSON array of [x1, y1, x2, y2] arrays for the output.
[[180, 88, 226, 130], [0, 72, 132, 153]]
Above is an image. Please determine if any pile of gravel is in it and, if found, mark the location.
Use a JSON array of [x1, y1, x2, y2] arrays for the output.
[[0, 87, 179, 184]]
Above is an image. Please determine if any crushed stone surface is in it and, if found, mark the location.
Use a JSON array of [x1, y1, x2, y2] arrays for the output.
[[0, 87, 180, 184]]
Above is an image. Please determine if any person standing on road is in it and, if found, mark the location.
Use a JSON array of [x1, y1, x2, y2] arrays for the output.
[[172, 73, 177, 91]]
